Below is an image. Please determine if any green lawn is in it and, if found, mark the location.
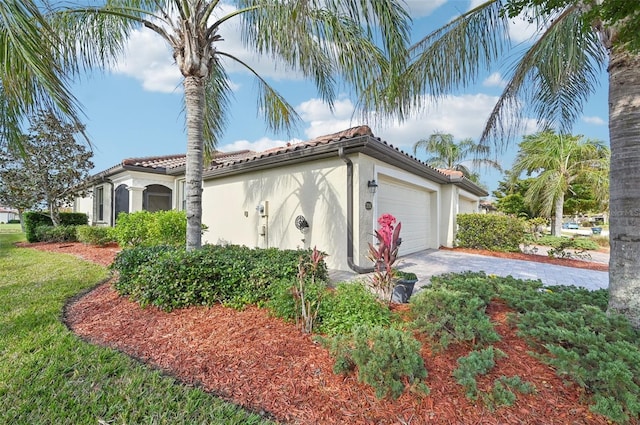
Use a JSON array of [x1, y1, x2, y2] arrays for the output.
[[0, 232, 273, 425], [0, 223, 22, 233]]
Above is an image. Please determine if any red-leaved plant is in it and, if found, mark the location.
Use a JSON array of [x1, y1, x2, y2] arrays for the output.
[[367, 214, 402, 304]]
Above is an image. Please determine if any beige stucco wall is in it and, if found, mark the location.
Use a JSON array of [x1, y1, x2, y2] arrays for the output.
[[201, 157, 350, 270]]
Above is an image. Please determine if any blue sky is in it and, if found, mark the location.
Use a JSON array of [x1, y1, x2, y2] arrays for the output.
[[70, 0, 610, 194]]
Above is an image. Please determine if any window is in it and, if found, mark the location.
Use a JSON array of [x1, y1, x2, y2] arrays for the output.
[[180, 180, 187, 211], [143, 184, 172, 212], [95, 186, 104, 221]]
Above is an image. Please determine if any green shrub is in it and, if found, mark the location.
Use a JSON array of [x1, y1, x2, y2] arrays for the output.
[[456, 213, 525, 252], [23, 212, 53, 242], [591, 235, 610, 248], [486, 376, 536, 410], [59, 212, 89, 226], [23, 211, 88, 242], [453, 346, 506, 400], [317, 282, 391, 336], [7, 219, 20, 224], [111, 245, 326, 311], [149, 210, 187, 246], [322, 325, 429, 399], [267, 278, 323, 322], [537, 235, 599, 251], [410, 286, 500, 350], [429, 271, 498, 304], [76, 225, 115, 246], [112, 210, 196, 247], [572, 237, 599, 251], [110, 246, 177, 295], [33, 225, 78, 242]]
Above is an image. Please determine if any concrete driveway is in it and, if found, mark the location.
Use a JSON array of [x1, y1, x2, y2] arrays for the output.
[[330, 249, 609, 291]]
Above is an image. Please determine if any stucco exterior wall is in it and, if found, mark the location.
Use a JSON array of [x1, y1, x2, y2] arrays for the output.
[[201, 157, 349, 270]]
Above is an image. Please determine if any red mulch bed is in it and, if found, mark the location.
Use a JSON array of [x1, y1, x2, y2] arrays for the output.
[[20, 242, 616, 424]]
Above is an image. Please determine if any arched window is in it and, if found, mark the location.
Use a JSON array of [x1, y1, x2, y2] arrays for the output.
[[143, 184, 172, 212], [114, 184, 129, 219]]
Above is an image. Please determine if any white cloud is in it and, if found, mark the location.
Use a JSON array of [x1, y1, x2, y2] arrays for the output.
[[403, 0, 447, 17], [110, 3, 301, 94], [110, 29, 182, 93], [220, 136, 301, 153], [483, 72, 507, 88], [292, 93, 540, 155], [582, 115, 606, 126]]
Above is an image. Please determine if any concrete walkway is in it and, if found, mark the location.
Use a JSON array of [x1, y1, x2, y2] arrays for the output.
[[329, 249, 609, 291]]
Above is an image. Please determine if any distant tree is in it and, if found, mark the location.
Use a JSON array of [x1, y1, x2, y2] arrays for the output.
[[0, 111, 94, 226], [492, 172, 537, 218], [0, 145, 39, 231], [511, 131, 609, 236], [412, 132, 500, 183]]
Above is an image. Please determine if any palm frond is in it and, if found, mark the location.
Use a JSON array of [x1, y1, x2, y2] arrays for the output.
[[217, 51, 301, 135], [398, 0, 508, 114], [481, 5, 606, 147], [0, 0, 80, 147]]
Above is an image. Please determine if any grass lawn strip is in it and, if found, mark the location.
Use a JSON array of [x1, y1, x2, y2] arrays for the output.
[[0, 233, 273, 425]]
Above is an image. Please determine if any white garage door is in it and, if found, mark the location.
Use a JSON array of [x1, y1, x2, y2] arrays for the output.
[[377, 176, 432, 255]]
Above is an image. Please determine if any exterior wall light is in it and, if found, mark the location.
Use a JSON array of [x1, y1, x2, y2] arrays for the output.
[[367, 179, 378, 194]]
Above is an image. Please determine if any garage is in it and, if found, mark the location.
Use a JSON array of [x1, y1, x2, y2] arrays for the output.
[[376, 175, 434, 255]]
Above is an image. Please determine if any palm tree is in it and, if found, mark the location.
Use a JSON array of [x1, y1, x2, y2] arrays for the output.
[[0, 1, 82, 148], [511, 131, 609, 236], [395, 1, 640, 327], [412, 132, 500, 182], [54, 0, 410, 250]]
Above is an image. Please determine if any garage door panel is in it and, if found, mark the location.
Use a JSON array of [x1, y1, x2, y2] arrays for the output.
[[377, 176, 431, 255]]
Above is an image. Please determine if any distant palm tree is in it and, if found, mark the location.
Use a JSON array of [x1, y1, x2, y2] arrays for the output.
[[412, 132, 500, 182], [55, 0, 410, 250], [512, 131, 609, 236]]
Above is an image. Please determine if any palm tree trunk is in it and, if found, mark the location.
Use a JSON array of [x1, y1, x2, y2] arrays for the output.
[[607, 48, 640, 328], [551, 193, 564, 236], [184, 75, 205, 251]]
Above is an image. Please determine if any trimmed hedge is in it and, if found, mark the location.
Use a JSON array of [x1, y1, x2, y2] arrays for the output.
[[33, 225, 78, 242], [23, 212, 88, 242], [76, 225, 116, 246], [456, 213, 525, 252], [110, 244, 328, 311], [113, 210, 187, 247]]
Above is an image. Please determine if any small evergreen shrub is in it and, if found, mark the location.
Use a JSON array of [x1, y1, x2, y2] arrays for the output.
[[486, 376, 536, 410], [33, 225, 78, 242], [453, 346, 506, 400], [410, 286, 500, 350], [7, 219, 20, 224], [317, 281, 391, 336], [456, 213, 525, 252], [572, 238, 599, 251], [429, 271, 498, 304], [76, 225, 115, 246], [323, 325, 429, 399]]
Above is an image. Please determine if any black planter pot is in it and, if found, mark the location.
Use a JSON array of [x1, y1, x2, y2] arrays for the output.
[[392, 279, 417, 303]]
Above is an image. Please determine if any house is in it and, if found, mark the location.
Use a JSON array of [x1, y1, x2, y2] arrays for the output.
[[74, 126, 487, 271], [0, 207, 19, 223]]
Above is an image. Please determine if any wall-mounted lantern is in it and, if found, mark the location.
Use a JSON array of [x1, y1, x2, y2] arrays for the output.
[[295, 215, 310, 234], [367, 179, 378, 194]]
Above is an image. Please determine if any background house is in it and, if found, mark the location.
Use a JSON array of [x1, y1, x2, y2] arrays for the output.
[[75, 126, 487, 271], [0, 207, 19, 223]]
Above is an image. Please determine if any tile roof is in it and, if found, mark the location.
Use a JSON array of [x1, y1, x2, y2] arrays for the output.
[[116, 126, 458, 181]]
